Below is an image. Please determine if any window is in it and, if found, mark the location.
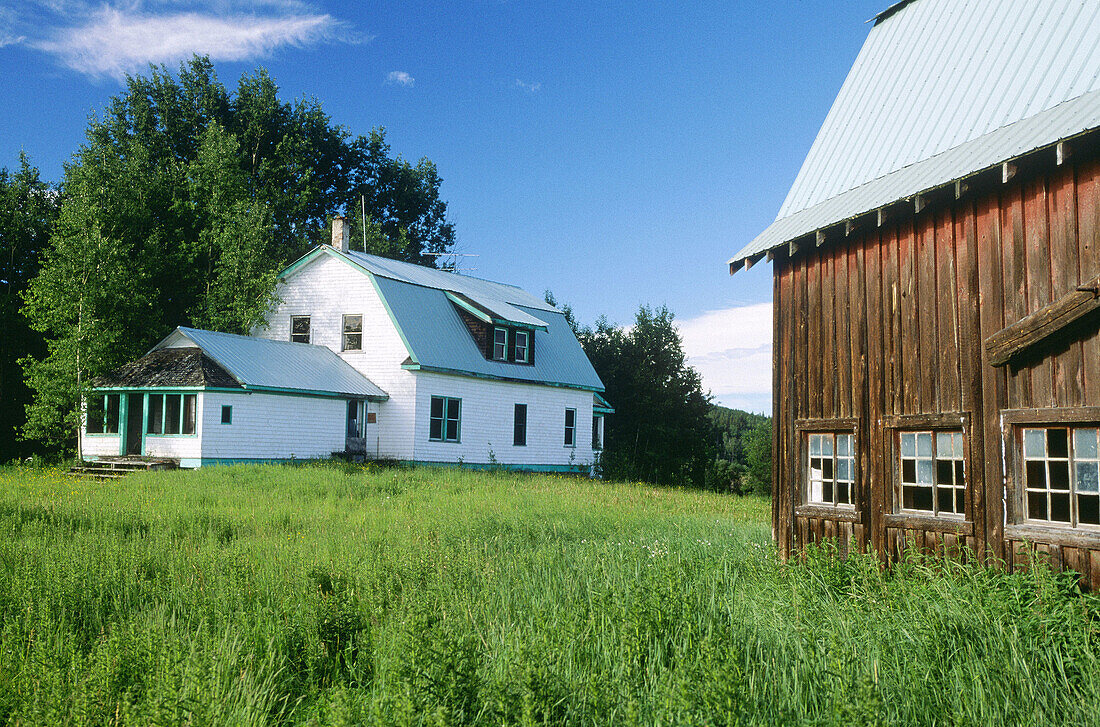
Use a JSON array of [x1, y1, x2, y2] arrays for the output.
[[514, 404, 527, 446], [514, 330, 530, 363], [291, 316, 311, 343], [493, 327, 508, 361], [343, 315, 362, 351], [183, 395, 197, 435], [564, 408, 576, 447], [347, 400, 365, 438], [147, 394, 164, 434], [592, 416, 602, 450], [221, 405, 233, 425], [1020, 427, 1100, 528], [429, 396, 461, 442], [86, 394, 121, 434], [806, 432, 855, 507], [897, 431, 965, 516]]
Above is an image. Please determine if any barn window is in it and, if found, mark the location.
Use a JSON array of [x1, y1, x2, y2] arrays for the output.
[[564, 408, 577, 447], [221, 405, 233, 425], [342, 315, 362, 351], [1019, 427, 1100, 528], [291, 316, 311, 343], [429, 396, 461, 442], [897, 431, 965, 517], [806, 432, 855, 507], [514, 403, 527, 446]]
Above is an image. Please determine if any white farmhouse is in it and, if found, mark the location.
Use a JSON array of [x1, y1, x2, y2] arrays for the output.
[[81, 218, 611, 472]]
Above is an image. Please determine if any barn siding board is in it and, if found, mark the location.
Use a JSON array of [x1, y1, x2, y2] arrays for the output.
[[771, 156, 1100, 586]]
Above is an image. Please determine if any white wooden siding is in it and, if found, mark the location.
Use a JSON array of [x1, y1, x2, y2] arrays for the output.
[[255, 255, 417, 459], [199, 391, 346, 460], [412, 371, 596, 468]]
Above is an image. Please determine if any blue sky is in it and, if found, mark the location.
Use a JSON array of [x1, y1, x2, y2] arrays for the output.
[[0, 0, 886, 412]]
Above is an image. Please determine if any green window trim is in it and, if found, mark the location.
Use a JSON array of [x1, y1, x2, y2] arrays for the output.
[[145, 393, 199, 437], [429, 396, 461, 442]]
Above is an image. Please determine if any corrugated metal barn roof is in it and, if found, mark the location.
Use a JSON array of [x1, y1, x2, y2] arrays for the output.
[[731, 0, 1100, 267], [157, 328, 389, 399], [373, 277, 605, 391]]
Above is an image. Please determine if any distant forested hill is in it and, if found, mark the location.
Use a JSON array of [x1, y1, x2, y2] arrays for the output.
[[706, 406, 771, 495]]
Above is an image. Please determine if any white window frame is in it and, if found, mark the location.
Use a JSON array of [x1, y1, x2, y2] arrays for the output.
[[514, 330, 530, 363], [896, 430, 966, 518], [492, 327, 508, 361], [564, 408, 577, 448], [290, 315, 311, 344], [342, 314, 363, 352]]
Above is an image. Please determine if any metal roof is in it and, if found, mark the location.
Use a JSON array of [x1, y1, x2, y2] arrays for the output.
[[156, 327, 389, 399], [344, 249, 555, 325], [373, 277, 605, 391], [731, 0, 1100, 266]]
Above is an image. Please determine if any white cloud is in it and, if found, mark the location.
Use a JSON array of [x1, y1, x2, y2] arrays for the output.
[[0, 34, 25, 47], [21, 2, 348, 79], [514, 78, 541, 93], [678, 302, 772, 414], [385, 70, 414, 87]]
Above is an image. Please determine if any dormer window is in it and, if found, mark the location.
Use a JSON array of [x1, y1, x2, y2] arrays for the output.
[[493, 327, 508, 360], [515, 330, 530, 363]]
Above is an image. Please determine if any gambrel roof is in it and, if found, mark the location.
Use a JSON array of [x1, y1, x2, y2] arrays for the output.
[[281, 247, 606, 392], [730, 0, 1100, 269]]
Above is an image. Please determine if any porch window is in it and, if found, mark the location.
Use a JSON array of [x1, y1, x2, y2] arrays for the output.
[[806, 432, 855, 507], [492, 328, 508, 361], [291, 316, 311, 343], [898, 431, 965, 517], [564, 408, 576, 447], [86, 394, 121, 434], [430, 396, 461, 442], [1020, 427, 1100, 528], [146, 394, 198, 435], [342, 315, 362, 351], [592, 416, 602, 450], [514, 403, 527, 446]]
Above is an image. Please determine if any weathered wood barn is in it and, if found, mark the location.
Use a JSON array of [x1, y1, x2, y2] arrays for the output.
[[729, 0, 1100, 583]]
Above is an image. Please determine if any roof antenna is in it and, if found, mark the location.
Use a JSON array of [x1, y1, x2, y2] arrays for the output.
[[360, 194, 367, 252]]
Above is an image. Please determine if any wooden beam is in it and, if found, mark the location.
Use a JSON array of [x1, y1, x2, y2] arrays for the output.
[[1057, 141, 1070, 166], [765, 249, 774, 263], [744, 257, 754, 272], [845, 219, 858, 237], [877, 208, 887, 228], [914, 194, 927, 214], [1002, 161, 1017, 184], [816, 230, 826, 247], [789, 239, 800, 258], [955, 179, 969, 199], [985, 274, 1100, 366]]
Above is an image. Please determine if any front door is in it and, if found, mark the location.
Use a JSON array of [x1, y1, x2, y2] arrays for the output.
[[125, 393, 143, 455], [346, 400, 366, 453]]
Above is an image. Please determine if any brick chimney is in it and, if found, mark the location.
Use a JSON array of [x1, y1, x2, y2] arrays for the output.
[[331, 216, 349, 253]]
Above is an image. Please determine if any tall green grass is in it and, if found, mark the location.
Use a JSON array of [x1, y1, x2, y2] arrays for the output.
[[0, 464, 1097, 725]]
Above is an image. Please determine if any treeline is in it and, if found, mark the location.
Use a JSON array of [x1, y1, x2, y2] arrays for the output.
[[0, 57, 455, 460], [552, 297, 771, 494]]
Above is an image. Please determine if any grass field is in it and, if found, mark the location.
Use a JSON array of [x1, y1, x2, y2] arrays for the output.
[[1, 464, 1098, 726]]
